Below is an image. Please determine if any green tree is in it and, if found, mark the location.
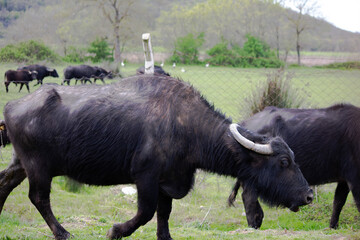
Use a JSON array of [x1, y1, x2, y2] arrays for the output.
[[238, 34, 283, 68], [206, 38, 238, 66], [170, 32, 205, 64], [87, 37, 113, 63]]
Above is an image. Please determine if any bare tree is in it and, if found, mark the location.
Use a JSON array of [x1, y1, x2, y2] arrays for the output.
[[97, 0, 135, 66], [285, 0, 319, 65]]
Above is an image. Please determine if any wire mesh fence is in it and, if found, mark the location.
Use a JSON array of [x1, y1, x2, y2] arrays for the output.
[[122, 65, 360, 122]]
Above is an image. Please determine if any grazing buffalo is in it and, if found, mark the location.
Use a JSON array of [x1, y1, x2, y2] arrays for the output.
[[0, 75, 312, 239], [228, 104, 360, 229], [136, 65, 170, 76], [18, 64, 59, 85], [4, 69, 38, 93], [62, 65, 111, 85], [93, 66, 113, 84]]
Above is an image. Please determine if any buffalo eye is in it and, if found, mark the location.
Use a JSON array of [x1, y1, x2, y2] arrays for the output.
[[280, 158, 289, 168]]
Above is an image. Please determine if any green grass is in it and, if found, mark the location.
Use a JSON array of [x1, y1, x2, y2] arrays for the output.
[[0, 63, 360, 239]]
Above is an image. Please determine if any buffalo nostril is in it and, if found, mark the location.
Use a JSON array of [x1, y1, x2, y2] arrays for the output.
[[306, 191, 314, 204]]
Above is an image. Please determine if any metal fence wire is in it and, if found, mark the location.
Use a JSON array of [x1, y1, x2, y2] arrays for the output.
[[122, 66, 360, 122]]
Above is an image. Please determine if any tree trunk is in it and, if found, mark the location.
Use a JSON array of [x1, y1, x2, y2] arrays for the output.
[[114, 27, 121, 64], [296, 31, 301, 65]]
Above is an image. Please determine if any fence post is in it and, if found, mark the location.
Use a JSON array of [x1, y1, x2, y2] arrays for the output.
[[142, 33, 154, 74]]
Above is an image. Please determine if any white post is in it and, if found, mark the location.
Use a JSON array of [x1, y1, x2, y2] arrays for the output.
[[142, 33, 154, 74]]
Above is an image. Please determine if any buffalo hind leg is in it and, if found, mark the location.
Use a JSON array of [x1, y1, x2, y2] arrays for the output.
[[107, 176, 159, 239], [157, 192, 173, 240], [242, 185, 264, 229], [27, 173, 70, 239], [330, 181, 349, 229], [0, 153, 26, 215], [348, 179, 360, 226]]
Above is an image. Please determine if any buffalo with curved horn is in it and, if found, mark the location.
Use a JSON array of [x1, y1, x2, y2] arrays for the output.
[[0, 74, 312, 239]]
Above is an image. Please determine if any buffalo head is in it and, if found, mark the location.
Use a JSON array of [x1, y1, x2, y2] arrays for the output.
[[47, 68, 59, 78], [230, 124, 313, 217]]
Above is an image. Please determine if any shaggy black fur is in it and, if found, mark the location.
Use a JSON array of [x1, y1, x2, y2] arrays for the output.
[[229, 103, 360, 229], [0, 75, 312, 239]]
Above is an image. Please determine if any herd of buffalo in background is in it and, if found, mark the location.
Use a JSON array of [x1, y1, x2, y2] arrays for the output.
[[3, 64, 115, 93], [3, 64, 172, 93]]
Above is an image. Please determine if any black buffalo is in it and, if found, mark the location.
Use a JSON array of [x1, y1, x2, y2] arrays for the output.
[[17, 64, 59, 85], [62, 65, 111, 85], [4, 69, 38, 93], [229, 104, 360, 229], [93, 66, 113, 84], [136, 65, 170, 76], [0, 75, 312, 239]]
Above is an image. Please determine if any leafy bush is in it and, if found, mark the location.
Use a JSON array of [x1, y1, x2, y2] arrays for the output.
[[59, 177, 83, 193], [62, 46, 87, 63], [206, 38, 238, 66], [241, 68, 309, 118], [170, 33, 205, 64], [236, 35, 283, 68], [0, 44, 28, 62], [0, 40, 59, 63], [87, 37, 113, 63], [206, 35, 283, 68]]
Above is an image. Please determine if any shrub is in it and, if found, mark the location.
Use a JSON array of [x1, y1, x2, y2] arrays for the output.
[[62, 46, 87, 63], [206, 38, 238, 66], [241, 68, 309, 118], [0, 40, 59, 63], [59, 177, 83, 193], [170, 32, 205, 64], [236, 35, 283, 68], [87, 37, 113, 63], [206, 35, 284, 68], [0, 44, 28, 62]]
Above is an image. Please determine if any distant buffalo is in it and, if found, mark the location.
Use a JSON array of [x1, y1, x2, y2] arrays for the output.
[[4, 69, 38, 93], [93, 66, 113, 84], [62, 65, 112, 85], [18, 64, 59, 85], [136, 65, 170, 76]]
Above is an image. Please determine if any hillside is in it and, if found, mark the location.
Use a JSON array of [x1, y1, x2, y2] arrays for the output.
[[0, 0, 359, 55]]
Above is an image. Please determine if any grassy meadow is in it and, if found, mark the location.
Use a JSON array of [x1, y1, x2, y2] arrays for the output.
[[0, 63, 359, 239]]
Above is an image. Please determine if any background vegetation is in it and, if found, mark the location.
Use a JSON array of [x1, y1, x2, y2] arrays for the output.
[[0, 0, 359, 62]]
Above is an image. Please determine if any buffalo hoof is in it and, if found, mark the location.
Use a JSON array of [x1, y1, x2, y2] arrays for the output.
[[54, 231, 71, 240], [157, 232, 173, 240], [107, 224, 125, 239], [330, 222, 339, 229]]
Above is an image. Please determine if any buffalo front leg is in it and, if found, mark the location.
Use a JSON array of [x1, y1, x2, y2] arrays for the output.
[[157, 192, 173, 240], [19, 83, 25, 92], [107, 177, 159, 239], [27, 173, 70, 239], [0, 153, 26, 215], [330, 181, 349, 229], [242, 185, 264, 229], [5, 82, 9, 93]]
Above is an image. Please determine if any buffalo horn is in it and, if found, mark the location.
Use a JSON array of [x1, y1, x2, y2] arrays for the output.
[[229, 123, 273, 155]]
